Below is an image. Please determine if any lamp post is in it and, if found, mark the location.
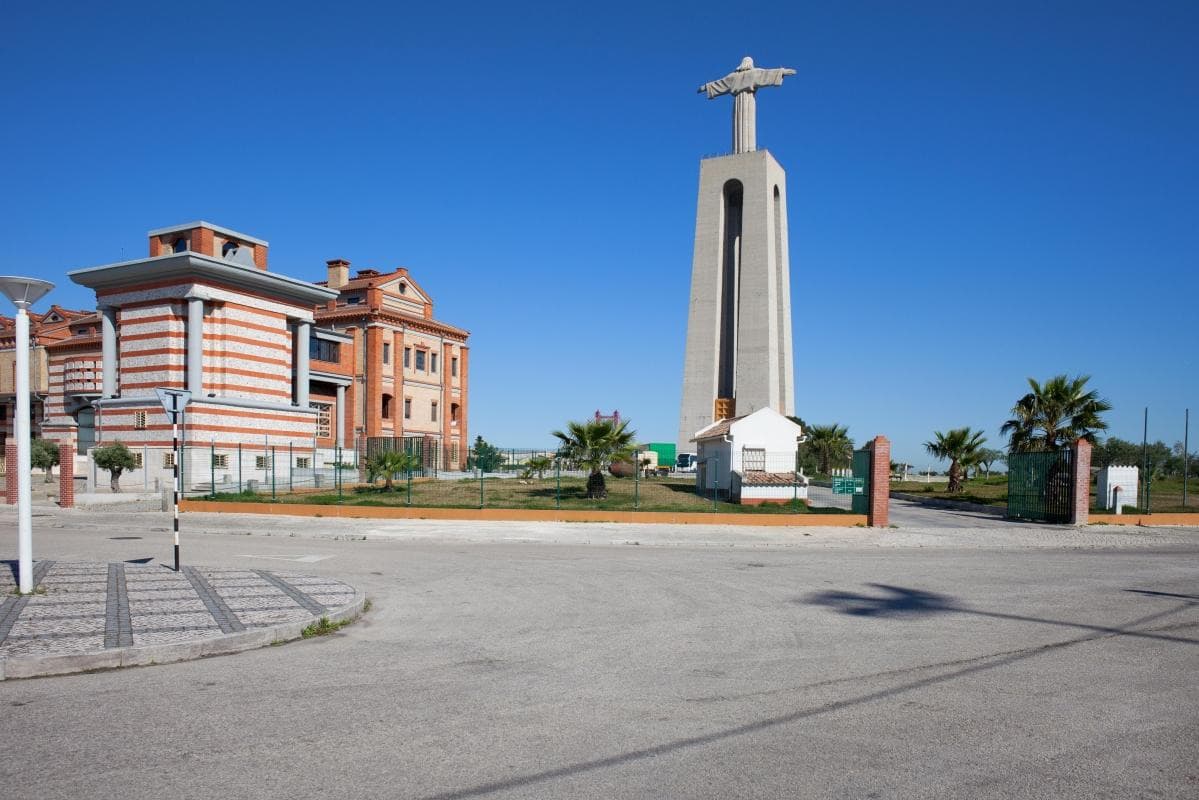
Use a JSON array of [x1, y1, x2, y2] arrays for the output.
[[0, 276, 55, 594]]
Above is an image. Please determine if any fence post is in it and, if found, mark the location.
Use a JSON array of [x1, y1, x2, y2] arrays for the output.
[[237, 443, 242, 493], [794, 445, 801, 503], [478, 464, 484, 509], [336, 445, 343, 502], [289, 442, 293, 493], [143, 444, 148, 491], [634, 449, 640, 511], [712, 455, 719, 511], [271, 446, 277, 502], [1069, 438, 1091, 525], [556, 458, 561, 510], [406, 465, 412, 506], [210, 440, 216, 499]]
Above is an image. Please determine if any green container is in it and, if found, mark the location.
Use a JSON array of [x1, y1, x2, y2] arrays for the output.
[[647, 442, 676, 469]]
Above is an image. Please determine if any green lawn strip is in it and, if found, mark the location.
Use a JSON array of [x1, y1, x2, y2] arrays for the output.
[[206, 476, 852, 514]]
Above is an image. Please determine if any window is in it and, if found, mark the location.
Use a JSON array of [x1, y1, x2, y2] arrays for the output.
[[451, 403, 460, 426], [295, 457, 311, 469], [383, 342, 391, 364], [382, 394, 393, 419], [346, 295, 362, 305], [172, 238, 188, 253], [431, 401, 438, 422], [311, 402, 332, 438], [134, 411, 147, 430], [430, 353, 438, 373], [415, 350, 426, 371], [162, 451, 175, 469], [404, 398, 412, 420], [255, 455, 269, 470], [404, 347, 411, 368], [309, 338, 341, 363], [398, 283, 407, 294], [451, 357, 458, 377], [132, 452, 144, 469], [212, 454, 229, 469], [743, 447, 766, 472], [222, 241, 238, 258]]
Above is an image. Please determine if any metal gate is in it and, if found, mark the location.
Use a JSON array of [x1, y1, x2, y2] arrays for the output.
[[851, 448, 871, 514], [1007, 450, 1075, 523]]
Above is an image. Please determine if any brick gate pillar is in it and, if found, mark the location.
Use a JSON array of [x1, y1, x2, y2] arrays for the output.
[[867, 435, 890, 527], [1070, 438, 1092, 525], [58, 443, 75, 509], [4, 440, 16, 505]]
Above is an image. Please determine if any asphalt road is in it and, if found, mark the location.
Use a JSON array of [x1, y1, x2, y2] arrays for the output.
[[2, 509, 1197, 799]]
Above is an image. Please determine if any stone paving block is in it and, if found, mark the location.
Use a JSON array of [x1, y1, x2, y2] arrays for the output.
[[9, 617, 105, 636], [129, 599, 209, 614], [237, 608, 313, 626], [3, 635, 107, 657], [134, 611, 222, 629], [132, 629, 221, 646]]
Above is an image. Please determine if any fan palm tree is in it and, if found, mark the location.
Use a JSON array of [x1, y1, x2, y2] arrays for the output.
[[924, 427, 987, 493], [1001, 374, 1111, 452], [807, 424, 853, 475], [551, 418, 637, 499], [366, 450, 419, 491]]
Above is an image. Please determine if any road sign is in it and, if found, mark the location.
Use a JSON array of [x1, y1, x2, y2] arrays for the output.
[[155, 388, 192, 422], [832, 476, 865, 495]]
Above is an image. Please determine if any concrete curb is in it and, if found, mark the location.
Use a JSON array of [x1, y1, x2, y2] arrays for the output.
[[0, 590, 366, 681]]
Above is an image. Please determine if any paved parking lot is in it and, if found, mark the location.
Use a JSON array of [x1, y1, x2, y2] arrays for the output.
[[1, 506, 1196, 799]]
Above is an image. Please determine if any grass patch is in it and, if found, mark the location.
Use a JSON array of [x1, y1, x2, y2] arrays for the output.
[[892, 478, 1007, 507], [301, 615, 352, 638], [202, 475, 852, 515]]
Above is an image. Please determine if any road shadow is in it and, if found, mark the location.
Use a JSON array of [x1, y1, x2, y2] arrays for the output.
[[802, 583, 1198, 647], [805, 583, 959, 618], [1125, 589, 1199, 602]]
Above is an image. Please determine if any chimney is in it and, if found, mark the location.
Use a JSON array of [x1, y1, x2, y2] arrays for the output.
[[326, 259, 350, 290]]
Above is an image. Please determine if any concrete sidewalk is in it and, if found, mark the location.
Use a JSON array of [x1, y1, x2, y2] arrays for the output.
[[0, 559, 363, 680]]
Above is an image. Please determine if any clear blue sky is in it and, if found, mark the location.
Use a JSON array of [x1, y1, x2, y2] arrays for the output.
[[3, 1, 1196, 466]]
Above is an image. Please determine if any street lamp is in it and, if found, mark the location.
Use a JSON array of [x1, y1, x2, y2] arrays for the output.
[[0, 276, 55, 594]]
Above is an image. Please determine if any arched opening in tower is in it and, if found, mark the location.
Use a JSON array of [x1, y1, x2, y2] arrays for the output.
[[718, 179, 743, 406]]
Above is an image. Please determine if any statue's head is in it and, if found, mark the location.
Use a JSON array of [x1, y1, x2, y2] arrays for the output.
[[737, 56, 754, 71]]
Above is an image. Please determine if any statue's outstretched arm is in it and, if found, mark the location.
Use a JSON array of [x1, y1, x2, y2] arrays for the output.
[[782, 68, 797, 76]]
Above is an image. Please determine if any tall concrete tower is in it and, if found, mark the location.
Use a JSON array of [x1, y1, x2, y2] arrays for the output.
[[677, 58, 796, 450]]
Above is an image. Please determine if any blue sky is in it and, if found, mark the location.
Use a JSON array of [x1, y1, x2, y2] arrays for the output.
[[2, 1, 1196, 466]]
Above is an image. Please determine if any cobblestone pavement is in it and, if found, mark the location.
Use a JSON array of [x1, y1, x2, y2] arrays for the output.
[[0, 560, 358, 662]]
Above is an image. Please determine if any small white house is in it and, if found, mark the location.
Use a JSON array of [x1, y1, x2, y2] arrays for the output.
[[1097, 465, 1139, 512], [691, 408, 808, 504]]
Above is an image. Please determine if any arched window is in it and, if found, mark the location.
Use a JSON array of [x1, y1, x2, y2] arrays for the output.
[[222, 241, 239, 258], [172, 238, 188, 253]]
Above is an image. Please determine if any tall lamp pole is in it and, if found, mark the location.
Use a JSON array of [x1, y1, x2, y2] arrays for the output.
[[0, 277, 55, 594]]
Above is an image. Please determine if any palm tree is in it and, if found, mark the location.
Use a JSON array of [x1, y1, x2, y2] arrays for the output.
[[975, 448, 1004, 478], [366, 450, 419, 491], [807, 424, 853, 475], [525, 455, 552, 480], [551, 418, 637, 499], [924, 427, 987, 493], [1001, 374, 1111, 452]]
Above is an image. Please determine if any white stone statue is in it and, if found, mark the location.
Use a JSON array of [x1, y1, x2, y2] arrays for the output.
[[698, 56, 796, 154]]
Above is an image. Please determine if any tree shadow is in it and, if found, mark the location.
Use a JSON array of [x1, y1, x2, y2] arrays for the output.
[[1, 559, 16, 583], [805, 583, 959, 618], [1125, 589, 1199, 602], [803, 584, 1198, 646]]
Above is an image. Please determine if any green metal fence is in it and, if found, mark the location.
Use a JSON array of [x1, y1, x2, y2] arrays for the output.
[[1007, 450, 1074, 523]]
